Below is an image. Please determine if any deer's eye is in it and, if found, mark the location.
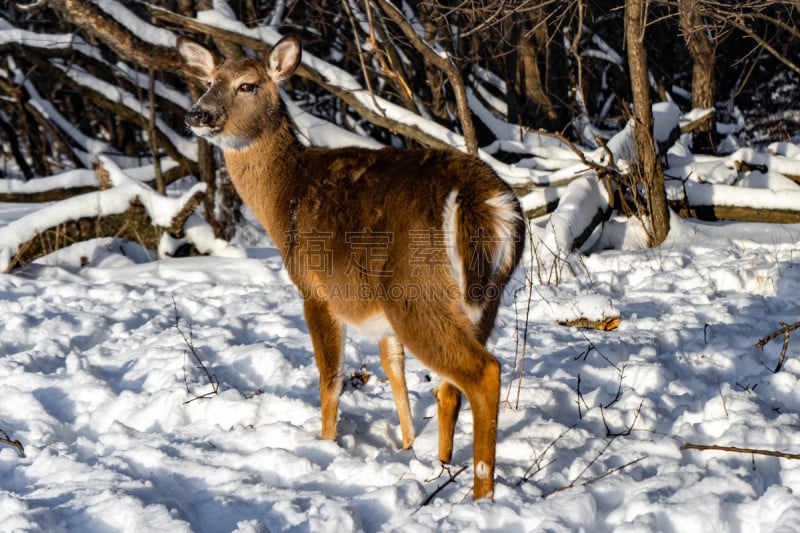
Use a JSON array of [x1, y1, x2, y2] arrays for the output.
[[237, 83, 256, 93]]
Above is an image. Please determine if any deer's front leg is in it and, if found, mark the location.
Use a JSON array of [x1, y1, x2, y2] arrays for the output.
[[304, 297, 344, 440], [379, 336, 415, 449]]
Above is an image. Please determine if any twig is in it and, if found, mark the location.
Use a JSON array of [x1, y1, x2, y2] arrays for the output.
[[506, 226, 535, 409], [6, 233, 37, 273], [0, 429, 26, 458], [601, 400, 643, 438], [504, 287, 525, 408], [575, 342, 596, 361], [755, 320, 800, 349], [363, 0, 414, 107], [576, 374, 590, 419], [717, 376, 729, 417], [603, 365, 626, 410], [537, 398, 647, 498], [755, 320, 800, 372], [540, 433, 647, 498], [515, 269, 534, 409], [372, 0, 478, 154], [421, 464, 469, 505], [543, 455, 646, 497], [681, 443, 800, 460], [594, 135, 617, 169], [541, 438, 613, 497], [536, 128, 624, 179], [519, 424, 576, 485], [173, 297, 219, 403]]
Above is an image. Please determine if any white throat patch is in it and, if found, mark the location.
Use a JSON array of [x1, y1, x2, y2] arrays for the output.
[[205, 133, 253, 151]]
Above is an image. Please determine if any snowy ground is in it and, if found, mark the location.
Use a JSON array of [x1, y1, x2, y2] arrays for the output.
[[2, 205, 800, 532]]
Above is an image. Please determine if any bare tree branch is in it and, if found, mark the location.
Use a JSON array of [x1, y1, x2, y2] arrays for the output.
[[371, 0, 479, 154]]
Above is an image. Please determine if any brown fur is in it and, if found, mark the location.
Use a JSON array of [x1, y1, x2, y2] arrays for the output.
[[179, 35, 525, 500]]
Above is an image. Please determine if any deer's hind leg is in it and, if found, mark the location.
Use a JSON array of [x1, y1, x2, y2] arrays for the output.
[[385, 305, 501, 500], [434, 342, 500, 501], [434, 380, 462, 464]]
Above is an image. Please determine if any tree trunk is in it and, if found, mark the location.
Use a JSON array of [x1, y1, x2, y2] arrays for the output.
[[678, 0, 718, 154], [519, 12, 559, 129], [625, 0, 670, 246]]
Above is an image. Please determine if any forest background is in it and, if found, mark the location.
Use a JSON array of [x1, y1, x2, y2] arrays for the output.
[[1, 0, 798, 261]]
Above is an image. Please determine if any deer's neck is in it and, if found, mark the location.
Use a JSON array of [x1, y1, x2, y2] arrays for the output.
[[222, 120, 304, 249]]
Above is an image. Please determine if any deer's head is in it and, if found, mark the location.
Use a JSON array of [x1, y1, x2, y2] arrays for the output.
[[178, 35, 302, 151]]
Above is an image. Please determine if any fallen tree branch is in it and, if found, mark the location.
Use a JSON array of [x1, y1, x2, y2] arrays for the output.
[[673, 204, 800, 224], [168, 189, 206, 238], [0, 159, 222, 272], [518, 185, 566, 219], [0, 166, 186, 203], [681, 443, 800, 460], [558, 316, 621, 331], [756, 321, 800, 349], [5, 204, 160, 272], [666, 180, 800, 224], [528, 176, 612, 276], [527, 182, 800, 225], [680, 108, 715, 134], [0, 186, 98, 203]]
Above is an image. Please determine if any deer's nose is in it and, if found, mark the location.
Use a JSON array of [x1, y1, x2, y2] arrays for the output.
[[186, 107, 214, 128]]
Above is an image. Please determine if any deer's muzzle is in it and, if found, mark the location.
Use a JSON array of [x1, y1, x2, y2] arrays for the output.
[[186, 106, 219, 130]]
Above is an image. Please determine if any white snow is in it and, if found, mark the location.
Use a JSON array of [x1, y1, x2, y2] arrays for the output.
[[3, 203, 800, 531], [3, 134, 800, 530], [285, 98, 383, 149], [653, 101, 681, 145], [3, 5, 800, 530], [533, 175, 610, 262]]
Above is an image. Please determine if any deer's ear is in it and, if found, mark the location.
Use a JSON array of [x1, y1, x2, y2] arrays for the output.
[[267, 35, 301, 83], [177, 37, 218, 82]]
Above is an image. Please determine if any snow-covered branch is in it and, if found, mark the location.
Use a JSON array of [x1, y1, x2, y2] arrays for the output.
[[0, 159, 241, 272]]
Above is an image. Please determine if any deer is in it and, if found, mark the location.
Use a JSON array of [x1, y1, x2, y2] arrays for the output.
[[177, 34, 525, 500]]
